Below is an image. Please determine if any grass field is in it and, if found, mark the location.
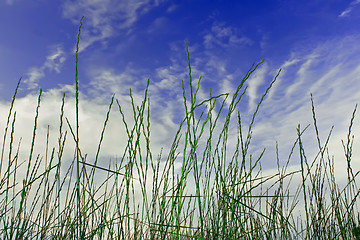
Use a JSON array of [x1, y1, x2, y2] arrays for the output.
[[0, 16, 359, 239]]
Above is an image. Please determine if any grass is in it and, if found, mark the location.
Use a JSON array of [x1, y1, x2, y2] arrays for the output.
[[0, 16, 360, 239]]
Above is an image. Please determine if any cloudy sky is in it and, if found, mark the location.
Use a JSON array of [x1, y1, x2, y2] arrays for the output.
[[0, 0, 360, 190]]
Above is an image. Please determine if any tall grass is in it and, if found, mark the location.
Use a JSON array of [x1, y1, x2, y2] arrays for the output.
[[0, 17, 359, 239]]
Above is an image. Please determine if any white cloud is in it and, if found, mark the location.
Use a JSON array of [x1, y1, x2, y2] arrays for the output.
[[203, 22, 253, 49], [2, 30, 360, 229], [339, 8, 352, 17], [24, 67, 45, 90], [137, 32, 360, 196], [5, 0, 16, 5], [166, 4, 177, 13], [339, 0, 360, 17], [147, 17, 168, 34], [267, 58, 300, 100], [23, 45, 66, 90], [88, 66, 143, 96], [284, 54, 318, 98], [61, 0, 165, 53], [79, 57, 188, 154], [44, 47, 66, 73], [245, 34, 360, 190], [247, 62, 268, 112]]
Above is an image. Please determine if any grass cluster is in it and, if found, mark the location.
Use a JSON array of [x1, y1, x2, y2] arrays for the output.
[[0, 16, 360, 239]]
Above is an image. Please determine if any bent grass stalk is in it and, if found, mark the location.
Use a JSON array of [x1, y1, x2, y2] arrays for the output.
[[0, 16, 359, 239]]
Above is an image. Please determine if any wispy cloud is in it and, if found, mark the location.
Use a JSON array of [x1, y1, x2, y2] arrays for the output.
[[24, 68, 45, 90], [23, 45, 65, 89], [5, 0, 16, 5], [147, 17, 168, 34], [87, 64, 147, 96], [80, 56, 188, 153], [245, 34, 360, 187], [203, 22, 253, 49], [61, 0, 165, 53], [247, 62, 268, 112], [166, 4, 177, 13], [339, 0, 360, 17], [284, 54, 318, 99]]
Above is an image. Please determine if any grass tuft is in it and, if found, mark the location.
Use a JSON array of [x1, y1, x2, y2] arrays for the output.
[[0, 16, 359, 240]]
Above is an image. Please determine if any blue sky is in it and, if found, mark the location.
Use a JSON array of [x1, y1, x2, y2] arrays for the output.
[[0, 0, 360, 191]]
